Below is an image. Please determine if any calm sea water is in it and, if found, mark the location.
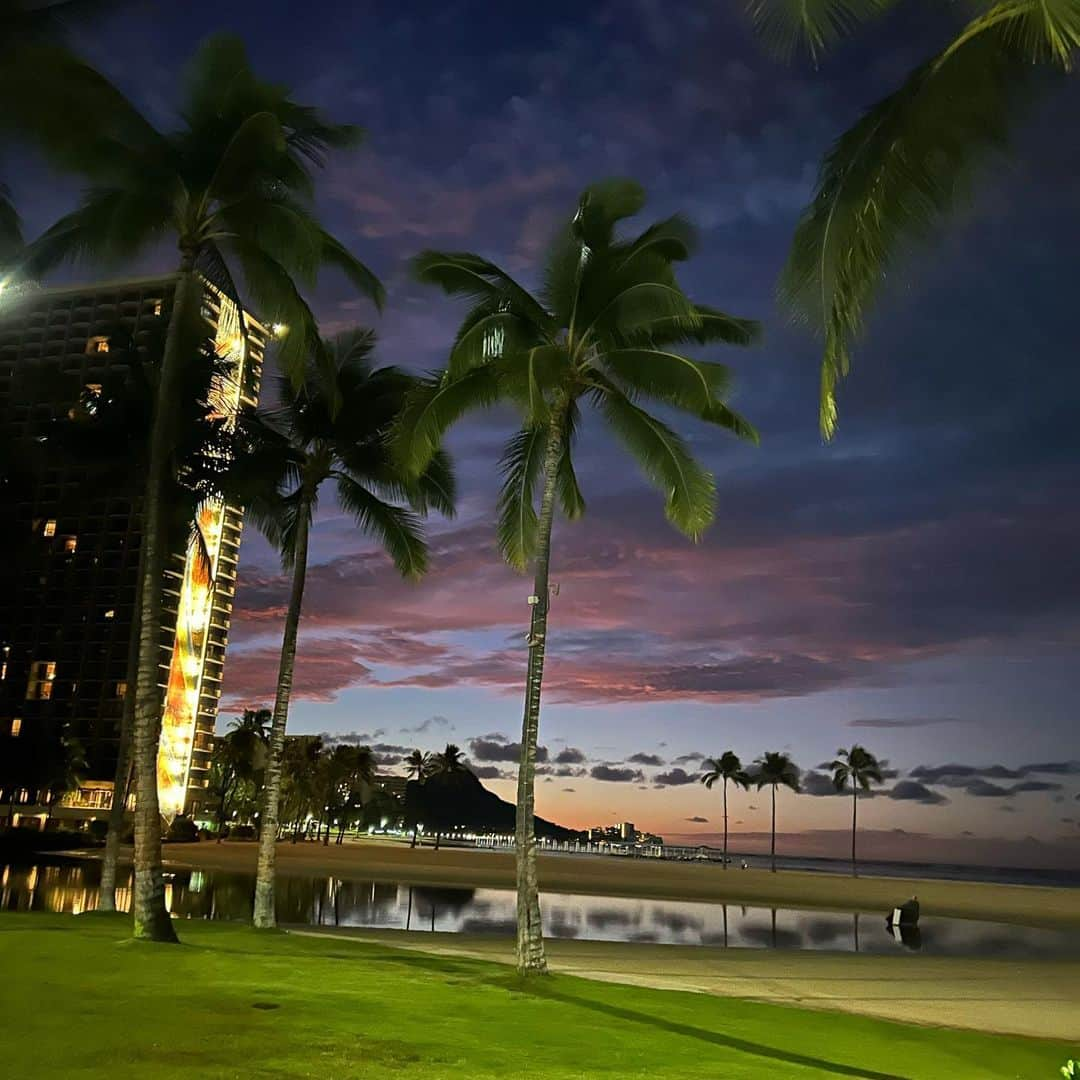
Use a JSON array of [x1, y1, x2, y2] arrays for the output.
[[4, 859, 1080, 958]]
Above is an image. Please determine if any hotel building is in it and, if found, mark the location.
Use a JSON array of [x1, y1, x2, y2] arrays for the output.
[[0, 275, 265, 825]]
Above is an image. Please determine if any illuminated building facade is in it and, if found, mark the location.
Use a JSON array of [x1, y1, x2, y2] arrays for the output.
[[0, 276, 265, 824]]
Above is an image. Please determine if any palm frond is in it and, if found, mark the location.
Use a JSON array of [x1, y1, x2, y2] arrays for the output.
[[392, 366, 502, 477], [446, 310, 538, 378], [320, 227, 385, 311], [616, 214, 698, 269], [595, 381, 716, 540], [642, 304, 762, 348], [781, 30, 1019, 438], [556, 400, 585, 520], [335, 473, 428, 580], [412, 449, 457, 518], [496, 426, 547, 570], [0, 181, 22, 266], [745, 0, 900, 62], [574, 177, 646, 249], [602, 346, 732, 411], [968, 0, 1080, 70]]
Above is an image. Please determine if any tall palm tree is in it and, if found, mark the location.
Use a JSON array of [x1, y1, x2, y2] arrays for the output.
[[700, 751, 750, 870], [830, 743, 884, 876], [396, 178, 759, 974], [404, 748, 433, 779], [1, 36, 381, 943], [747, 0, 1080, 438], [751, 751, 801, 872], [223, 329, 454, 929], [40, 735, 88, 822]]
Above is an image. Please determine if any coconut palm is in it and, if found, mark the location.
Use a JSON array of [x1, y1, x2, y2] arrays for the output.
[[700, 751, 751, 870], [751, 751, 801, 872], [747, 0, 1080, 438], [404, 748, 434, 779], [222, 328, 454, 928], [430, 743, 468, 774], [397, 178, 759, 974], [830, 743, 884, 876], [1, 35, 381, 942]]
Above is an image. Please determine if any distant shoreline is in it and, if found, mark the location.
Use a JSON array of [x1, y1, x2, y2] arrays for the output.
[[113, 838, 1080, 931]]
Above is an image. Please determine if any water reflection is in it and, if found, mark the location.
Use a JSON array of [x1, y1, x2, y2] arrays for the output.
[[3, 860, 1078, 959]]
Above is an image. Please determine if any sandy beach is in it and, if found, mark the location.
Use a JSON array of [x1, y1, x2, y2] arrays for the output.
[[288, 927, 1080, 1040], [148, 838, 1080, 930]]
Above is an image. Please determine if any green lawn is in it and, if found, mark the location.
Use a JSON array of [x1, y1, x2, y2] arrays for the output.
[[0, 913, 1071, 1079]]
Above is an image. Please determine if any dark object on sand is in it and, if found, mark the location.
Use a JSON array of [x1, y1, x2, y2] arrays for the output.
[[887, 895, 920, 927]]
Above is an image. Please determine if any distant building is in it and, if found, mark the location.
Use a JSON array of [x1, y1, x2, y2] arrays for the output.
[[0, 276, 266, 826], [371, 774, 408, 801], [619, 821, 636, 842]]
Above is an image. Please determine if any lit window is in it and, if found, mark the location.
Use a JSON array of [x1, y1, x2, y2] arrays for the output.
[[26, 660, 57, 701], [116, 681, 127, 698], [104, 609, 115, 619], [43, 519, 56, 538], [10, 718, 21, 737], [87, 335, 110, 354], [64, 536, 77, 554], [152, 300, 163, 316]]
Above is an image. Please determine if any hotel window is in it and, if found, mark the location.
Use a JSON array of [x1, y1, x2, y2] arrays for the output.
[[86, 335, 110, 354], [104, 609, 115, 619], [10, 718, 21, 737], [26, 660, 57, 701], [152, 299, 163, 316], [115, 681, 127, 698], [43, 519, 56, 538], [63, 536, 78, 554]]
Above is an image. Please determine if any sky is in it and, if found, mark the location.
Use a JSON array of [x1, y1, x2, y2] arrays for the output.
[[7, 0, 1080, 867]]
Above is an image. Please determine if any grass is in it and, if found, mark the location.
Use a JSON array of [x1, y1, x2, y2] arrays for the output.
[[0, 913, 1072, 1079]]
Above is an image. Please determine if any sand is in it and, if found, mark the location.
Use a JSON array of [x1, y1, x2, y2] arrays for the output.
[[286, 927, 1080, 1041], [152, 838, 1080, 930]]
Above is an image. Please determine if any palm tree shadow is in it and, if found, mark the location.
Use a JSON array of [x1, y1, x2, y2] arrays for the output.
[[363, 944, 910, 1079], [524, 984, 912, 1080]]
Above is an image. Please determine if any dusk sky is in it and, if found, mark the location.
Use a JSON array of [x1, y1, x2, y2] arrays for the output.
[[9, 1, 1080, 866]]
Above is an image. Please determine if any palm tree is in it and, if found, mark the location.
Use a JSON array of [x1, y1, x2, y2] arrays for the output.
[[397, 179, 758, 974], [430, 743, 467, 774], [2, 35, 381, 943], [40, 735, 88, 822], [700, 751, 750, 870], [747, 0, 1080, 439], [223, 329, 454, 928], [751, 751, 801, 872], [404, 748, 433, 779], [208, 709, 270, 840], [830, 744, 884, 876]]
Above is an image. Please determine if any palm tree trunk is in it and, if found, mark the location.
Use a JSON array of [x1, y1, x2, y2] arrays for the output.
[[851, 788, 858, 877], [770, 785, 776, 873], [98, 576, 141, 913], [132, 258, 200, 943], [252, 506, 310, 929], [514, 420, 562, 976], [722, 778, 728, 870]]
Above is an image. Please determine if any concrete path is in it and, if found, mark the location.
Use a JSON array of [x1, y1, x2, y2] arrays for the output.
[[289, 927, 1080, 1042]]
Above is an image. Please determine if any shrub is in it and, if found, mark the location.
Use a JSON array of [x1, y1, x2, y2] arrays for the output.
[[165, 817, 199, 843]]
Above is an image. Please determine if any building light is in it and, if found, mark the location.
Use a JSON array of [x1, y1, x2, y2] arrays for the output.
[[26, 660, 57, 701], [11, 718, 21, 737], [116, 681, 127, 697], [104, 609, 115, 619], [64, 536, 78, 554], [86, 335, 110, 355], [153, 300, 163, 316], [271, 323, 288, 338], [43, 519, 56, 538]]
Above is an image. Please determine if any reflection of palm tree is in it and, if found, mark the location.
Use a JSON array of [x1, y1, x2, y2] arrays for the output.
[[751, 752, 801, 873], [700, 751, 750, 870], [830, 744, 885, 877], [747, 0, 1080, 439]]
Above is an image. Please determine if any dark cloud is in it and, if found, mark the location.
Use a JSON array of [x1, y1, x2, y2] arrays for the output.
[[627, 752, 665, 766], [554, 747, 587, 765], [653, 768, 698, 787], [673, 752, 706, 765], [1010, 780, 1064, 793], [401, 715, 454, 734], [562, 787, 576, 793], [471, 765, 512, 780], [965, 780, 1012, 798], [685, 816, 709, 823], [801, 771, 842, 797], [469, 737, 548, 763], [848, 717, 970, 729], [590, 765, 645, 783], [887, 782, 948, 806]]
